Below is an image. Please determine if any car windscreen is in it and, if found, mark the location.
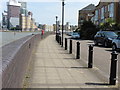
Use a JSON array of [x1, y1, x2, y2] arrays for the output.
[[104, 32, 118, 37]]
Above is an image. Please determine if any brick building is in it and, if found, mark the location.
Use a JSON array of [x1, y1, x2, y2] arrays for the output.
[[78, 4, 95, 28], [92, 2, 120, 25]]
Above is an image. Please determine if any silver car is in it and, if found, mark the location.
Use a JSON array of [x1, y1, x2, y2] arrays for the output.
[[71, 32, 80, 39], [112, 36, 120, 51]]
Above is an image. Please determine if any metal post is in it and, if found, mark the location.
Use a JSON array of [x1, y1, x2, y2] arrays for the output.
[[76, 42, 80, 59], [57, 35, 59, 43], [61, 0, 65, 47], [69, 39, 72, 54], [56, 16, 58, 41], [109, 51, 118, 85], [65, 38, 67, 50], [88, 45, 93, 68]]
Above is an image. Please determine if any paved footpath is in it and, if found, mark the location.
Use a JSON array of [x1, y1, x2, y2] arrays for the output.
[[28, 35, 118, 89]]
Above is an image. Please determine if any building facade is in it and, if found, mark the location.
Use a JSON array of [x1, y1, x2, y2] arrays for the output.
[[19, 2, 28, 30], [93, 2, 120, 25], [2, 11, 8, 30], [19, 3, 37, 31], [2, 0, 38, 31], [7, 0, 21, 29], [78, 4, 95, 28], [65, 22, 70, 31]]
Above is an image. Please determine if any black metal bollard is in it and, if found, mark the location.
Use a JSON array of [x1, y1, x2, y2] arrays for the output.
[[76, 42, 80, 59], [58, 35, 59, 43], [109, 51, 118, 85], [59, 36, 61, 45], [69, 40, 72, 54], [65, 38, 67, 50], [88, 45, 94, 68]]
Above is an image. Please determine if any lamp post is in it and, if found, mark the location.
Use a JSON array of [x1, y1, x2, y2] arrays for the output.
[[61, 0, 65, 47], [56, 16, 58, 41]]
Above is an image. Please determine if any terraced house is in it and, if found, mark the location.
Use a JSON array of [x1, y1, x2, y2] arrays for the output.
[[92, 1, 120, 25]]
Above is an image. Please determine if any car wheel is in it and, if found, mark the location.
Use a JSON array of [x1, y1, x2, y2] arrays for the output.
[[112, 44, 117, 51]]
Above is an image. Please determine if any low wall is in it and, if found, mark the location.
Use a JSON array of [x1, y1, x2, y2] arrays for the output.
[[2, 32, 54, 88]]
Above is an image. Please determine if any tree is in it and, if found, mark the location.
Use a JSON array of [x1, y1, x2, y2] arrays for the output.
[[80, 21, 99, 40], [99, 18, 116, 31], [117, 24, 120, 30]]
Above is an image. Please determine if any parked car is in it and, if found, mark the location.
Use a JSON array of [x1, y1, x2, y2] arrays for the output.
[[94, 31, 118, 47], [71, 32, 80, 39], [68, 32, 73, 36], [112, 35, 120, 51]]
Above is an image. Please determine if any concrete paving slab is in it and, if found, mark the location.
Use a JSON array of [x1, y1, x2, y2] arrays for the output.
[[27, 35, 118, 89]]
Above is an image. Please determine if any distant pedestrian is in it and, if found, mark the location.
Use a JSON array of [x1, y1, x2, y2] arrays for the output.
[[42, 30, 44, 35], [41, 30, 44, 39]]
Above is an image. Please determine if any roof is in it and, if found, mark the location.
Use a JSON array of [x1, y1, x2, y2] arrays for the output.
[[80, 4, 95, 11]]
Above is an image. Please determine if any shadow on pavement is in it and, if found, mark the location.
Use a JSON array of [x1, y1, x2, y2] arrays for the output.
[[85, 82, 110, 86], [35, 66, 88, 69], [70, 66, 88, 69], [87, 41, 94, 43], [59, 52, 70, 54], [105, 50, 113, 52], [64, 58, 76, 60]]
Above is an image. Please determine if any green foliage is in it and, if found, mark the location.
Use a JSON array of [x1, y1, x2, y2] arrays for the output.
[[10, 27, 16, 30], [99, 18, 119, 31], [80, 21, 99, 40], [10, 26, 22, 31], [118, 24, 120, 30]]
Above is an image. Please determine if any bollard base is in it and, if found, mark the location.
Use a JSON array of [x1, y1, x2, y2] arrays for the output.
[[76, 56, 80, 59], [109, 78, 116, 85], [88, 63, 93, 68]]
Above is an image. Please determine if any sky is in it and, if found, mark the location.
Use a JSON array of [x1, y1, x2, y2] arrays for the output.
[[0, 0, 100, 25]]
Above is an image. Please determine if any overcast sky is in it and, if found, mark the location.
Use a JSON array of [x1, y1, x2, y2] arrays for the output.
[[0, 0, 99, 25]]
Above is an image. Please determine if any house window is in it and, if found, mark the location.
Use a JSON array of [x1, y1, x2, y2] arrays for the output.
[[95, 10, 98, 21], [109, 3, 114, 18], [108, 4, 110, 11]]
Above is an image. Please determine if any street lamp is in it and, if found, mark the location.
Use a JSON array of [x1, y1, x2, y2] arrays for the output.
[[61, 0, 65, 47], [56, 16, 58, 40]]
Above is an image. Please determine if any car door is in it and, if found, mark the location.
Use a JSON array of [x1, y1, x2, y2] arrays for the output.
[[95, 32, 102, 43], [100, 33, 105, 44]]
